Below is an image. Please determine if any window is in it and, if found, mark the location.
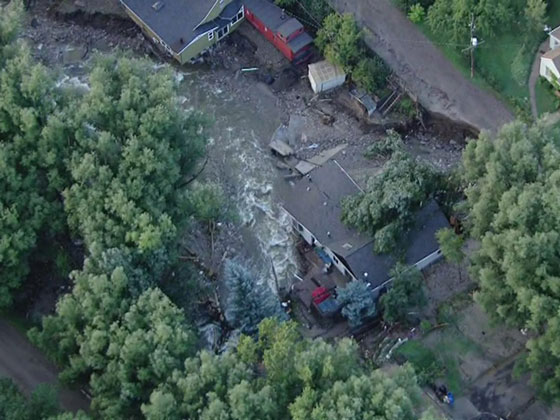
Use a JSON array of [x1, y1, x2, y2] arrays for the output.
[[231, 8, 244, 25], [216, 25, 229, 40], [208, 31, 214, 41]]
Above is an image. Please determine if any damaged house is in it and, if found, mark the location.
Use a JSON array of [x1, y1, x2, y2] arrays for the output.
[[282, 160, 449, 292]]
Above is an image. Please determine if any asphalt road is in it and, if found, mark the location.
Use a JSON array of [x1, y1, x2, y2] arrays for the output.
[[329, 0, 514, 133], [0, 319, 90, 413]]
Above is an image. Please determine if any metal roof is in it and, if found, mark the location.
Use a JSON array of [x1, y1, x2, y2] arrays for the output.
[[308, 60, 346, 84]]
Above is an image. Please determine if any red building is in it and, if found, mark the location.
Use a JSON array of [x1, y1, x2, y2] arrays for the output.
[[243, 0, 313, 62]]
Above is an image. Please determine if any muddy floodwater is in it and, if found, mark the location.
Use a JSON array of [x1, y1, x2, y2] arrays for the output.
[[176, 66, 298, 291]]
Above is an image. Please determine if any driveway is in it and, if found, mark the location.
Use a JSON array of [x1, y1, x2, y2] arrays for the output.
[[0, 319, 89, 413], [329, 0, 514, 133]]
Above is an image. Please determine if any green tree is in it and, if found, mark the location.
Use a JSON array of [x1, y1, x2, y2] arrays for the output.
[[525, 0, 546, 36], [315, 13, 363, 72], [89, 287, 196, 418], [62, 55, 206, 256], [0, 1, 68, 308], [436, 227, 465, 281], [427, 0, 516, 43], [381, 263, 426, 323], [462, 120, 560, 401], [408, 3, 426, 23], [28, 255, 133, 381], [364, 129, 404, 159], [0, 379, 60, 420], [290, 363, 419, 420], [224, 259, 287, 335], [352, 56, 390, 94], [342, 147, 439, 253], [337, 280, 377, 327]]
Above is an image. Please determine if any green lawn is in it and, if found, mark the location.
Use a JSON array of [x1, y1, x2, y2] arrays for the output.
[[535, 78, 559, 115], [396, 328, 482, 396], [415, 2, 560, 119]]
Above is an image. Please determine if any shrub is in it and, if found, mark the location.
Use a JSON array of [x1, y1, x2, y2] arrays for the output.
[[408, 3, 425, 23]]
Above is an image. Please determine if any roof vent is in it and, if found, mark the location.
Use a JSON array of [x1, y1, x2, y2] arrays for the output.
[[152, 1, 164, 11]]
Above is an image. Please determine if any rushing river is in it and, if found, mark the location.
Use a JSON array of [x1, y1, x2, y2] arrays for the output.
[[60, 61, 298, 292], [176, 67, 298, 291]]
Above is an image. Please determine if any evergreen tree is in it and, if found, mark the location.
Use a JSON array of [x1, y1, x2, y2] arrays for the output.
[[337, 280, 377, 327], [224, 259, 287, 335]]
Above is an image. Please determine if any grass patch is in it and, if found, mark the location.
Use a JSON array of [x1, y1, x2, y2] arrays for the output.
[[412, 1, 560, 119], [535, 77, 559, 116], [396, 326, 482, 395]]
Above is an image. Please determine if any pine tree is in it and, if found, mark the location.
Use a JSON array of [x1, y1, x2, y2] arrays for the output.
[[337, 280, 376, 327], [224, 260, 286, 335]]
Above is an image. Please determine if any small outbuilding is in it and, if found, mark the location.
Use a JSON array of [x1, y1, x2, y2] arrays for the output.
[[308, 60, 346, 93]]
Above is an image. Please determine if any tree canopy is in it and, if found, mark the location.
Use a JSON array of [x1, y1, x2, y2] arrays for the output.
[[381, 263, 426, 324], [0, 379, 60, 420], [427, 0, 517, 43], [342, 146, 439, 253], [63, 55, 206, 256], [463, 120, 560, 401], [224, 259, 287, 335], [0, 1, 68, 308]]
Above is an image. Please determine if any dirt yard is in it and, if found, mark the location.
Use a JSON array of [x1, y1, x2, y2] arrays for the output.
[[393, 257, 560, 420]]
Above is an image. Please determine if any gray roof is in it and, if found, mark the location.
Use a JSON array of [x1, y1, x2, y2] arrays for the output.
[[121, 0, 241, 53], [277, 18, 303, 38], [288, 31, 313, 54], [551, 25, 560, 40], [282, 160, 449, 289], [345, 200, 448, 287], [243, 0, 286, 31], [283, 160, 372, 258]]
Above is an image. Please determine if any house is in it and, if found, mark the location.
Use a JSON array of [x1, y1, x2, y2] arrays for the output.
[[243, 0, 313, 62], [120, 0, 245, 64], [308, 60, 346, 93], [550, 26, 560, 50], [281, 160, 449, 292], [540, 26, 560, 87]]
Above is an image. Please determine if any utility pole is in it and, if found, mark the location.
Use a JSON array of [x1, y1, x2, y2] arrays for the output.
[[469, 13, 475, 79], [462, 14, 483, 79]]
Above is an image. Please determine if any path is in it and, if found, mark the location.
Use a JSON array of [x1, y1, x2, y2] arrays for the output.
[[328, 0, 514, 133], [0, 319, 89, 413], [528, 39, 549, 119]]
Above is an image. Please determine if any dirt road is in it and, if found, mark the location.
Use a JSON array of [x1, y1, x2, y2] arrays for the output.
[[329, 0, 514, 133], [0, 320, 89, 413]]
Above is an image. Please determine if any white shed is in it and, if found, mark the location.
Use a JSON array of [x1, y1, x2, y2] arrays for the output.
[[308, 60, 346, 93]]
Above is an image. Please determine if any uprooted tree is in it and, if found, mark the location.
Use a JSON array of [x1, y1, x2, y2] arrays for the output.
[[341, 143, 440, 254]]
